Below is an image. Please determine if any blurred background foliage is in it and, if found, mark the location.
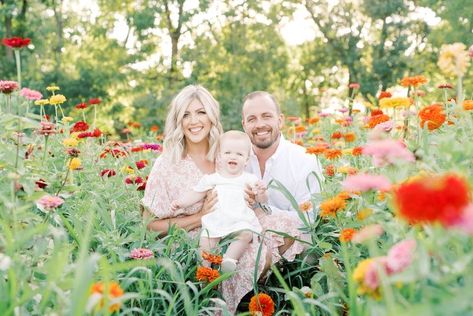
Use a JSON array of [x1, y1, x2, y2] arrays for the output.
[[1, 0, 472, 132]]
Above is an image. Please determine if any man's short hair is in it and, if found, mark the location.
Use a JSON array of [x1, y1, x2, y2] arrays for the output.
[[242, 91, 281, 114]]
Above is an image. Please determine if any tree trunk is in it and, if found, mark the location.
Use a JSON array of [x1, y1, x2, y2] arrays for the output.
[[170, 33, 179, 82], [4, 8, 13, 60], [53, 0, 64, 69]]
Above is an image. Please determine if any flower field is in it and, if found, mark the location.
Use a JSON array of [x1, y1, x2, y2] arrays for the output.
[[1, 38, 473, 316]]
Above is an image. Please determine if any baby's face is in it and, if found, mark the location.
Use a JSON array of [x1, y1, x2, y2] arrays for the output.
[[218, 139, 249, 175]]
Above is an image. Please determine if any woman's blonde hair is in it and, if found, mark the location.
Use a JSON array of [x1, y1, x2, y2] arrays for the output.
[[163, 85, 223, 163]]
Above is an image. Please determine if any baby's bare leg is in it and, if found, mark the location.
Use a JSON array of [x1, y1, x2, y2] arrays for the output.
[[199, 235, 219, 267], [224, 230, 253, 261]]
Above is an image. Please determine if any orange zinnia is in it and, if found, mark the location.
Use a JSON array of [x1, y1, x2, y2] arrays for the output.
[[367, 113, 390, 128], [325, 164, 335, 177], [343, 132, 356, 142], [320, 197, 346, 217], [295, 125, 306, 133], [418, 104, 446, 131], [90, 281, 124, 312], [352, 146, 363, 156], [249, 293, 275, 316], [400, 75, 428, 87], [339, 228, 357, 242], [299, 201, 313, 212], [201, 251, 223, 265], [324, 148, 342, 160], [308, 116, 320, 124], [196, 266, 220, 283], [463, 100, 473, 111], [306, 145, 327, 155]]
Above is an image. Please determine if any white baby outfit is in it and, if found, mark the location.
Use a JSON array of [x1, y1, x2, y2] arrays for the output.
[[194, 172, 262, 238]]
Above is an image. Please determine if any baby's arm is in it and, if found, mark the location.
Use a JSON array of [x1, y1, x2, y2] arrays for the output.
[[171, 190, 207, 211]]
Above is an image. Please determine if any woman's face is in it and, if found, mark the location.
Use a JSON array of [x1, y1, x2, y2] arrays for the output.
[[181, 99, 212, 146]]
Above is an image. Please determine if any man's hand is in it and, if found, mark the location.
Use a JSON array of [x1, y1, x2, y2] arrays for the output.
[[200, 190, 218, 215]]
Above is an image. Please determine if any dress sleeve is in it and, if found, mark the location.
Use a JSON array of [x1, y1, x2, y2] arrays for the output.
[[193, 174, 214, 192], [141, 156, 174, 219]]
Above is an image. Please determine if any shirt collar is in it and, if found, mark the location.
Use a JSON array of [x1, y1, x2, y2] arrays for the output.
[[250, 133, 285, 161]]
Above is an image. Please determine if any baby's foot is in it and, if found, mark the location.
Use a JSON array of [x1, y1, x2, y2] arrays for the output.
[[221, 258, 238, 273]]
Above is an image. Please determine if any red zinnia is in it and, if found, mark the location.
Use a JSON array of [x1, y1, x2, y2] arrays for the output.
[[249, 293, 275, 316], [348, 82, 360, 89], [135, 159, 148, 170], [394, 173, 469, 225], [100, 169, 116, 177], [2, 37, 30, 48], [378, 91, 392, 100], [75, 103, 88, 109], [71, 121, 89, 133], [331, 131, 343, 139], [89, 98, 101, 105]]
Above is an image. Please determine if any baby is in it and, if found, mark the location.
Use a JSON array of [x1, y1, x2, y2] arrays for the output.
[[171, 130, 266, 273]]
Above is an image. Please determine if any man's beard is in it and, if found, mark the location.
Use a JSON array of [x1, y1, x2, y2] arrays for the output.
[[252, 131, 279, 149]]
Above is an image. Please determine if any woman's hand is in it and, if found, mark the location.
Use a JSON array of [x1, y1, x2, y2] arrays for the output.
[[200, 190, 217, 215]]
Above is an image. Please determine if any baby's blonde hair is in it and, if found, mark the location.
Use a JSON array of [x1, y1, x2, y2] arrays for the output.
[[218, 130, 252, 156]]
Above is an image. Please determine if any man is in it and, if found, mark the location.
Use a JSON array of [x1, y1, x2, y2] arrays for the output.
[[241, 91, 323, 218]]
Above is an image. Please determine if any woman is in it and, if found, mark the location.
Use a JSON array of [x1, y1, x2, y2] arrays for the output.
[[142, 84, 305, 314]]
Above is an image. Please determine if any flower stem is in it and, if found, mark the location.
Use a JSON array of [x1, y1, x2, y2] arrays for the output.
[[42, 136, 49, 166], [14, 50, 22, 88], [56, 160, 71, 195]]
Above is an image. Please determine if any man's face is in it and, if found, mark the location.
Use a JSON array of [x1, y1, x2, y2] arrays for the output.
[[242, 95, 283, 149]]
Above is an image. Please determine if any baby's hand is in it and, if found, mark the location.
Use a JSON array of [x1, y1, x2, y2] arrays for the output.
[[170, 200, 180, 211], [253, 181, 268, 203]]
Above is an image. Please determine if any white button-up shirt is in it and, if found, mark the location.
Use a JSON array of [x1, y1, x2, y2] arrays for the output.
[[246, 135, 324, 214]]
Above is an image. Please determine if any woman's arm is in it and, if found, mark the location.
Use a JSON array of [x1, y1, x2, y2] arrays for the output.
[[143, 190, 217, 236]]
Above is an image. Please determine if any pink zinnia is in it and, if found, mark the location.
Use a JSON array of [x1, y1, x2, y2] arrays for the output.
[[373, 120, 394, 133], [352, 224, 384, 244], [362, 139, 415, 167], [20, 88, 42, 100], [130, 248, 153, 260], [386, 239, 416, 273], [0, 80, 19, 94], [342, 173, 391, 193], [448, 204, 473, 235], [37, 195, 64, 210], [364, 257, 389, 290]]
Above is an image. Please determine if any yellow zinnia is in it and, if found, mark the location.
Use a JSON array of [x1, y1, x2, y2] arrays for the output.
[[438, 43, 470, 77], [69, 158, 81, 170], [46, 85, 60, 91], [49, 94, 67, 105], [62, 116, 73, 123], [121, 165, 134, 174], [34, 99, 50, 106], [379, 97, 411, 108], [63, 138, 78, 147]]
